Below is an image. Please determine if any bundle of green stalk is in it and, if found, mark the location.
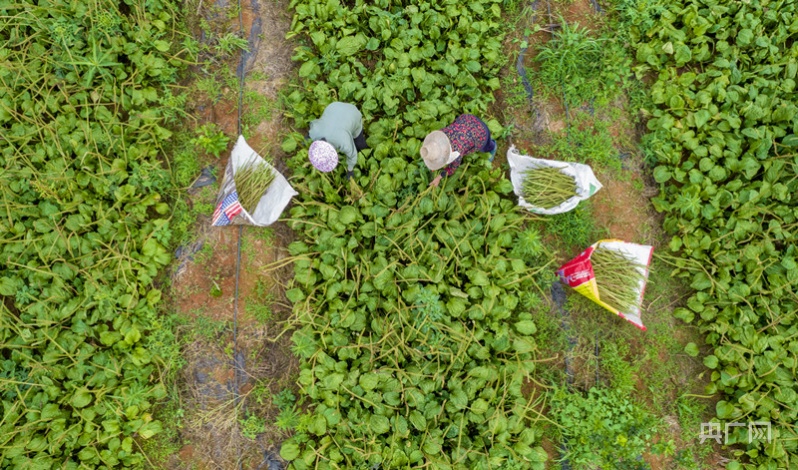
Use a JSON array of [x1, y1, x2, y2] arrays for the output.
[[591, 245, 647, 313], [234, 158, 275, 213], [521, 166, 577, 209]]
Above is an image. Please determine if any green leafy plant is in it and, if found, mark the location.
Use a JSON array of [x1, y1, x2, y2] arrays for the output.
[[210, 281, 223, 298], [216, 32, 250, 55], [249, 383, 271, 406], [544, 202, 596, 251], [191, 123, 231, 158], [623, 0, 798, 467], [172, 133, 204, 188], [193, 315, 229, 341], [240, 413, 267, 439], [542, 111, 621, 169], [599, 341, 640, 394], [196, 77, 224, 103], [0, 0, 189, 464], [535, 17, 633, 107], [551, 387, 660, 469], [246, 278, 275, 322], [276, 407, 301, 431], [273, 388, 297, 411]]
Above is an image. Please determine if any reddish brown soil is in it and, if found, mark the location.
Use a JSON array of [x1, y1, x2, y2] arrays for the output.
[[564, 0, 602, 27], [211, 97, 240, 138], [172, 226, 238, 321], [590, 173, 653, 244]]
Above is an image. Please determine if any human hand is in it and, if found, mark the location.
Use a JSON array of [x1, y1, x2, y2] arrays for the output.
[[429, 175, 442, 187]]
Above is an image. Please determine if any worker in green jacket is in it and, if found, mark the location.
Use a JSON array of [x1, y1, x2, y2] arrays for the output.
[[307, 102, 368, 179]]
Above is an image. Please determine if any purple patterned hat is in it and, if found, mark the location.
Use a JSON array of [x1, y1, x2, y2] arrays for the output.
[[308, 140, 339, 172]]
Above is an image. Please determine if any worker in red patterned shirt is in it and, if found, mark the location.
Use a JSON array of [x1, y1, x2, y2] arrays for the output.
[[419, 114, 497, 187]]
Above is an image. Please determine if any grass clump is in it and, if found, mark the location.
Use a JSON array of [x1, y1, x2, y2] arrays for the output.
[[544, 202, 597, 252], [544, 112, 620, 169], [535, 19, 633, 108], [550, 387, 662, 469], [246, 278, 275, 323]]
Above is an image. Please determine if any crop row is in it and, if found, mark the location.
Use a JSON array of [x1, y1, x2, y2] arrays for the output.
[[0, 0, 188, 467], [280, 0, 552, 469], [625, 0, 798, 467]]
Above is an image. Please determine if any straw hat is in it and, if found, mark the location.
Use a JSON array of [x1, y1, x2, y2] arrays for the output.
[[420, 131, 458, 171], [308, 140, 338, 172]]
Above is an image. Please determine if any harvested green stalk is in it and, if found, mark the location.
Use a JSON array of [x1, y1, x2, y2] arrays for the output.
[[234, 158, 275, 213], [591, 245, 646, 313], [521, 166, 576, 209]]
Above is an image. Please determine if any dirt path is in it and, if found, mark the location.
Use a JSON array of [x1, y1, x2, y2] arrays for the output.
[[160, 0, 298, 468]]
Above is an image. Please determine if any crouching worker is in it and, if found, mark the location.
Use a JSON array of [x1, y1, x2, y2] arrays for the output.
[[307, 102, 368, 179], [420, 114, 497, 187]]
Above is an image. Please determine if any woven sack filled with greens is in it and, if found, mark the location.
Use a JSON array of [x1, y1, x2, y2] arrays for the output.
[[507, 146, 602, 215], [212, 136, 297, 227], [557, 240, 653, 329]]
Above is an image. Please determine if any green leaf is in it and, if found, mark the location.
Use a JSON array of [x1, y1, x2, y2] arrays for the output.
[[693, 109, 711, 129], [449, 388, 468, 410], [359, 373, 379, 391], [338, 206, 358, 225], [653, 166, 671, 183], [704, 355, 719, 369], [336, 36, 365, 56], [737, 29, 753, 46], [673, 308, 694, 323], [139, 420, 162, 439], [684, 342, 699, 357], [690, 272, 712, 291], [286, 288, 305, 303], [716, 400, 735, 419], [41, 404, 61, 421], [298, 61, 316, 78], [409, 410, 426, 431], [514, 320, 537, 335], [280, 442, 301, 461], [468, 270, 489, 286], [369, 414, 390, 434], [0, 277, 22, 296], [71, 388, 93, 409], [422, 439, 441, 455], [674, 43, 692, 65], [309, 414, 327, 435], [781, 134, 798, 147]]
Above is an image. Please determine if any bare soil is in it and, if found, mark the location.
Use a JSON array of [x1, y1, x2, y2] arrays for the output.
[[590, 169, 654, 244]]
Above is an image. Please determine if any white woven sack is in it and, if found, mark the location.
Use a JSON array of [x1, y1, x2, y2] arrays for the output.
[[507, 145, 602, 215], [212, 135, 298, 227]]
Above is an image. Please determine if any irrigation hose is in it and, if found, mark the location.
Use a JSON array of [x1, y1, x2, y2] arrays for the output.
[[234, 0, 245, 467]]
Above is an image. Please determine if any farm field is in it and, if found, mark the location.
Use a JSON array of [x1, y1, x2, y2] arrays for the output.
[[2, 0, 797, 469]]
